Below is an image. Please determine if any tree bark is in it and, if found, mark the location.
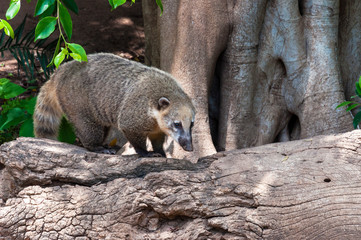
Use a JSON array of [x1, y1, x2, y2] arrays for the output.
[[2, 131, 361, 239], [339, 1, 361, 100], [143, 0, 230, 158], [143, 0, 356, 158]]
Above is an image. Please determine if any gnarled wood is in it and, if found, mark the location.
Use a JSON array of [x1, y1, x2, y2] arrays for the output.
[[143, 0, 356, 158], [1, 131, 361, 239]]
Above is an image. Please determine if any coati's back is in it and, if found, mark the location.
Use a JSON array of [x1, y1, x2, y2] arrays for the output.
[[34, 53, 195, 157], [53, 53, 151, 117]]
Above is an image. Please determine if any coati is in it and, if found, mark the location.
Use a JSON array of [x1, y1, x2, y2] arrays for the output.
[[33, 53, 196, 157]]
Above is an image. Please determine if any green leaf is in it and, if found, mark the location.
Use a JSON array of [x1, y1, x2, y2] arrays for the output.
[[13, 15, 26, 44], [156, 0, 163, 15], [108, 0, 114, 9], [48, 37, 61, 67], [6, 0, 21, 20], [59, 2, 72, 40], [0, 78, 10, 85], [0, 114, 6, 128], [112, 0, 126, 9], [61, 0, 79, 14], [70, 52, 81, 62], [346, 104, 359, 112], [19, 97, 37, 114], [54, 48, 67, 68], [0, 108, 26, 130], [19, 117, 34, 137], [35, 0, 55, 16], [58, 117, 76, 144], [356, 82, 361, 98], [0, 78, 26, 99], [34, 16, 57, 41], [336, 101, 352, 109], [0, 19, 14, 39], [353, 111, 361, 129], [38, 2, 56, 19], [68, 43, 87, 61]]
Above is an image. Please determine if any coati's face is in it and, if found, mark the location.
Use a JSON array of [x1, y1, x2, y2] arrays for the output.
[[155, 97, 195, 151]]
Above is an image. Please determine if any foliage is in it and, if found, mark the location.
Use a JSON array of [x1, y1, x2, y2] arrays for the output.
[[0, 78, 36, 144], [58, 117, 76, 144], [0, 78, 77, 144], [34, 0, 87, 68], [1, 0, 163, 68], [336, 76, 361, 129], [0, 19, 14, 39], [0, 16, 58, 80]]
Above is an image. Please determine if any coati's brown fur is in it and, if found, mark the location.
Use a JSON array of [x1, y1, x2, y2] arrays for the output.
[[34, 53, 195, 157]]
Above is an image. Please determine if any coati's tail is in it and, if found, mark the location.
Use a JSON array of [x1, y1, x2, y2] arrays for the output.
[[33, 80, 63, 139]]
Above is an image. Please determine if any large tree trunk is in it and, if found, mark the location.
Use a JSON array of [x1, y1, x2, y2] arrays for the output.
[[2, 131, 361, 239], [143, 0, 230, 158], [143, 0, 358, 158]]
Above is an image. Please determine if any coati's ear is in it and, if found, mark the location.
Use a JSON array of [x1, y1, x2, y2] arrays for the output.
[[158, 97, 170, 110]]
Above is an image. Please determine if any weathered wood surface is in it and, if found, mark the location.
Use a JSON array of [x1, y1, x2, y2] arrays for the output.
[[1, 131, 361, 239]]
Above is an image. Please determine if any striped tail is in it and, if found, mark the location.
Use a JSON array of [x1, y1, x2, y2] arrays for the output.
[[33, 80, 63, 140]]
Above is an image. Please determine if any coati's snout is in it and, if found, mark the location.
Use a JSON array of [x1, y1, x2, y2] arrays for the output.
[[178, 132, 193, 152], [156, 97, 195, 152], [171, 121, 194, 152]]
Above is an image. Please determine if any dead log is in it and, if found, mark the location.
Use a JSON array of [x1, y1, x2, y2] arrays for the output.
[[1, 131, 361, 239]]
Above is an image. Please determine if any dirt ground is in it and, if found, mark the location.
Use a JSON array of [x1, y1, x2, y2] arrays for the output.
[[0, 0, 145, 81]]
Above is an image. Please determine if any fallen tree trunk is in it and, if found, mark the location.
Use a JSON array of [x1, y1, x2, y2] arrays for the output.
[[1, 131, 361, 239]]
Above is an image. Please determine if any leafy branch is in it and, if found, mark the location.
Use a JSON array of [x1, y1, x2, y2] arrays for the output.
[[0, 0, 21, 39], [2, 0, 164, 68], [0, 16, 58, 80], [34, 0, 87, 67], [336, 76, 361, 129]]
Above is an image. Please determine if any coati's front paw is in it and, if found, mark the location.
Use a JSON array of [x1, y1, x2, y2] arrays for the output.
[[92, 146, 118, 155], [137, 150, 165, 158], [146, 152, 164, 157], [97, 148, 117, 155]]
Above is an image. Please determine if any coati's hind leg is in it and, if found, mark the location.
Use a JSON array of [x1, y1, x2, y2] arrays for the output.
[[82, 127, 117, 154], [123, 131, 160, 157], [69, 115, 114, 154], [148, 132, 166, 157]]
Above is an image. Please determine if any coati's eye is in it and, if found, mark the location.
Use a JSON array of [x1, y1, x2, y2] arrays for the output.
[[190, 121, 194, 128], [174, 121, 182, 129]]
